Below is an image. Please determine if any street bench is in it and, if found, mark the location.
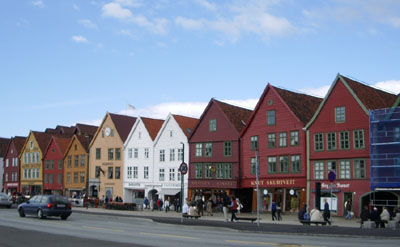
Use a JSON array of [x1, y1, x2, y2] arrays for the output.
[[300, 220, 327, 226], [236, 217, 258, 223], [182, 214, 201, 219]]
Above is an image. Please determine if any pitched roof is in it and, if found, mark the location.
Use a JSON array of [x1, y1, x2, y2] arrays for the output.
[[273, 85, 323, 124], [53, 136, 72, 155], [56, 125, 76, 135], [13, 136, 27, 154], [214, 99, 253, 133], [173, 114, 199, 138], [76, 134, 93, 152], [32, 131, 54, 152], [141, 117, 164, 141], [342, 75, 398, 110], [109, 113, 137, 142], [0, 137, 11, 157], [74, 123, 98, 136]]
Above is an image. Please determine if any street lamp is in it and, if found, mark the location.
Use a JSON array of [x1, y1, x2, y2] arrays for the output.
[[179, 142, 187, 212]]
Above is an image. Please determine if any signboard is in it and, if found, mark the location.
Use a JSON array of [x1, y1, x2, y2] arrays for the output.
[[320, 196, 337, 211], [179, 162, 188, 175]]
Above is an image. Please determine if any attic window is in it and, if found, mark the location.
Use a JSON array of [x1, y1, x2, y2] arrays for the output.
[[30, 141, 34, 149], [75, 144, 77, 151], [170, 130, 173, 137], [268, 99, 273, 105], [209, 119, 217, 132], [186, 128, 192, 134], [52, 148, 55, 153], [335, 107, 346, 123]]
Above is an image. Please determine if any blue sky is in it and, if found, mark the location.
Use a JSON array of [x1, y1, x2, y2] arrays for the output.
[[1, 0, 400, 139]]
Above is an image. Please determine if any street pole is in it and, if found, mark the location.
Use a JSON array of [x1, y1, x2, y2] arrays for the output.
[[180, 142, 184, 212], [256, 151, 260, 227]]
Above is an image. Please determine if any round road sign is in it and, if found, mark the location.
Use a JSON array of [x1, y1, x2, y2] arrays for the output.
[[328, 170, 336, 182], [179, 162, 188, 175]]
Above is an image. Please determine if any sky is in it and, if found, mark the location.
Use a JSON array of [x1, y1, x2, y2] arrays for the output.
[[1, 0, 400, 139]]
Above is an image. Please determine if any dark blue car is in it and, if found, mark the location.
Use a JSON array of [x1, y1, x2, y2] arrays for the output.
[[18, 195, 72, 220]]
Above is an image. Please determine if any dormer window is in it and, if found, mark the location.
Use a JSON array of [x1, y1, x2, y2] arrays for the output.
[[30, 141, 34, 149]]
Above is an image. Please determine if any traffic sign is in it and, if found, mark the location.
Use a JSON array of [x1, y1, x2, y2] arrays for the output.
[[179, 162, 188, 175], [328, 170, 336, 182]]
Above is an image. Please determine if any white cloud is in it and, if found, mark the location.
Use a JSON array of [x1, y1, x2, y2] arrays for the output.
[[78, 19, 98, 29], [118, 29, 137, 39], [73, 3, 80, 11], [195, 0, 216, 11], [32, 0, 45, 8], [71, 35, 89, 44], [374, 80, 400, 94], [299, 85, 330, 98], [175, 16, 204, 30], [156, 41, 167, 48], [116, 0, 142, 8], [102, 2, 133, 19], [388, 17, 400, 28]]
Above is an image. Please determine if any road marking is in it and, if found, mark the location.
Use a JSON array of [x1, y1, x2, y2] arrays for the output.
[[140, 232, 200, 240], [83, 226, 124, 232], [226, 240, 325, 247]]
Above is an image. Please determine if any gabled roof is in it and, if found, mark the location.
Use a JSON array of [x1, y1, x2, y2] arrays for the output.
[[74, 123, 98, 136], [189, 98, 253, 141], [173, 114, 199, 138], [56, 125, 76, 135], [141, 117, 164, 141], [109, 113, 137, 142], [13, 136, 27, 154], [0, 137, 11, 157], [44, 136, 72, 157], [305, 73, 398, 129], [241, 83, 322, 136], [64, 134, 92, 158], [31, 131, 53, 152], [214, 99, 253, 133]]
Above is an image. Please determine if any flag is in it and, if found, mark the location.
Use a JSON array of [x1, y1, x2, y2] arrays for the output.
[[128, 104, 136, 110]]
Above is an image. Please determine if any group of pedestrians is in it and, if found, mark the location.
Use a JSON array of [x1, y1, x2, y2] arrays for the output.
[[271, 201, 282, 221], [360, 205, 399, 228]]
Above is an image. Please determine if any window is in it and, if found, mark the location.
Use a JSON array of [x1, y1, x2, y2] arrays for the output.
[[74, 155, 79, 167], [279, 132, 287, 147], [127, 167, 132, 179], [178, 148, 183, 161], [73, 172, 78, 183], [144, 166, 149, 179], [335, 106, 346, 123], [170, 130, 173, 137], [268, 133, 276, 148], [327, 161, 337, 175], [205, 143, 213, 157], [354, 159, 366, 179], [267, 110, 275, 126], [268, 157, 277, 174], [111, 129, 114, 137], [290, 131, 299, 146], [314, 161, 324, 179], [224, 142, 232, 157], [50, 160, 54, 169], [67, 173, 71, 184], [115, 148, 121, 160], [251, 157, 257, 175], [216, 163, 232, 179], [133, 167, 138, 179], [67, 156, 72, 168], [5, 159, 8, 167], [128, 148, 132, 159], [108, 148, 114, 160], [96, 148, 101, 160], [178, 172, 181, 181], [30, 141, 34, 149], [209, 119, 217, 132], [102, 130, 104, 138], [340, 131, 350, 150], [115, 167, 121, 179], [340, 160, 351, 179], [195, 163, 203, 178], [95, 166, 101, 178], [58, 160, 62, 169], [57, 174, 62, 184], [169, 168, 175, 181], [170, 149, 175, 161], [160, 149, 165, 162], [204, 163, 212, 178], [279, 156, 289, 173], [80, 172, 85, 183], [327, 132, 336, 151], [314, 133, 324, 151], [138, 132, 142, 139], [144, 148, 149, 159], [108, 167, 113, 179], [80, 155, 85, 167], [159, 168, 165, 181], [45, 160, 49, 170], [291, 155, 301, 173], [354, 130, 365, 149], [195, 143, 203, 157], [250, 136, 258, 150], [134, 148, 138, 158]]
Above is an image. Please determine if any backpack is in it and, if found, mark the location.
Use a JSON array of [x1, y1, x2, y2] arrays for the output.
[[304, 213, 310, 221]]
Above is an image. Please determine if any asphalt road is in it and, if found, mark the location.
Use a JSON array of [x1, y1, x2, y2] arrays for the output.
[[0, 207, 399, 247]]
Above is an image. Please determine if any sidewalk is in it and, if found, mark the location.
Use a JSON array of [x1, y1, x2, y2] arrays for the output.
[[73, 206, 361, 228]]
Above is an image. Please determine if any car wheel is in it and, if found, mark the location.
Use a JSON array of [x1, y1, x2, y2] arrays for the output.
[[18, 208, 25, 217], [37, 209, 45, 219], [61, 215, 68, 220]]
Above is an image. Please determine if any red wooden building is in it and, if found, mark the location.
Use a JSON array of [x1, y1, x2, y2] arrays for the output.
[[241, 84, 322, 212], [43, 136, 71, 195], [2, 137, 26, 195], [305, 74, 398, 216], [188, 99, 252, 206]]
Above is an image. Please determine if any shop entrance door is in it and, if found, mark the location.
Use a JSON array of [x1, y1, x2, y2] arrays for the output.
[[343, 192, 353, 215]]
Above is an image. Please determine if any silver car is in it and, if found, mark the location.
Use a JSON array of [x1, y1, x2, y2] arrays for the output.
[[0, 192, 12, 208]]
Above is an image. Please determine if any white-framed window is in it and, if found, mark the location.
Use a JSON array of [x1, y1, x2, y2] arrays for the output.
[[216, 163, 232, 179], [268, 157, 277, 174], [205, 143, 213, 157], [340, 131, 350, 150], [127, 166, 132, 179], [209, 119, 217, 132], [314, 161, 324, 179], [12, 158, 15, 166], [335, 106, 346, 123], [144, 148, 149, 159], [178, 148, 183, 161], [138, 132, 141, 139], [291, 155, 301, 173], [267, 110, 276, 126], [195, 143, 202, 157], [353, 130, 365, 149], [159, 168, 165, 181], [279, 156, 289, 173], [170, 130, 173, 137], [327, 132, 336, 150], [128, 148, 132, 159], [327, 161, 337, 175], [5, 173, 8, 182], [170, 149, 175, 161], [279, 132, 287, 147], [169, 168, 175, 181], [195, 163, 202, 178], [134, 148, 139, 158], [290, 131, 299, 146], [314, 133, 324, 151], [144, 166, 149, 179], [30, 141, 34, 149], [5, 159, 9, 167], [354, 159, 366, 179], [251, 157, 257, 175], [160, 149, 165, 162], [133, 166, 138, 179], [177, 172, 181, 181], [340, 160, 351, 179]]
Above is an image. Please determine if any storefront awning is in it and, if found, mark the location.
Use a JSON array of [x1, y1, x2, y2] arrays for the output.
[[160, 188, 181, 195]]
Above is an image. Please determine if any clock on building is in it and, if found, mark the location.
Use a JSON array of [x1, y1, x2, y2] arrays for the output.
[[105, 127, 111, 136]]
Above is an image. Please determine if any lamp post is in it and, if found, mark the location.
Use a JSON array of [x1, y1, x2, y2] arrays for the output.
[[179, 142, 186, 212]]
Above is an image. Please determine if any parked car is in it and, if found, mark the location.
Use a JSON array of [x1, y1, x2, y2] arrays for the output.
[[0, 192, 12, 208], [18, 195, 72, 220]]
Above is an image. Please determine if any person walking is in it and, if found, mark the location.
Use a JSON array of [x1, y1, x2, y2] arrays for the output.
[[230, 196, 238, 222], [222, 192, 230, 222], [370, 207, 381, 228], [206, 199, 213, 216], [323, 199, 331, 225], [182, 199, 189, 216], [236, 198, 243, 215], [144, 197, 149, 210], [165, 198, 170, 213], [345, 199, 352, 220], [271, 201, 277, 221], [380, 206, 390, 228], [277, 201, 282, 221]]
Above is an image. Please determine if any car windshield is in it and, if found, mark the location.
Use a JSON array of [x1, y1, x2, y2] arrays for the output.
[[49, 196, 70, 204]]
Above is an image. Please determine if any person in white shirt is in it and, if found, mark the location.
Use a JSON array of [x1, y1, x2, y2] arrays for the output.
[[182, 199, 189, 216]]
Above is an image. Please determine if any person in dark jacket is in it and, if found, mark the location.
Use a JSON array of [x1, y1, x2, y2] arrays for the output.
[[370, 207, 381, 228], [271, 201, 277, 221], [360, 205, 371, 225], [298, 204, 307, 221], [323, 199, 331, 225]]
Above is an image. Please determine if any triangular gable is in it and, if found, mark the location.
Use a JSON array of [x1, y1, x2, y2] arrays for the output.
[[173, 114, 199, 138], [0, 137, 11, 157], [74, 123, 98, 136], [3, 136, 26, 158], [141, 117, 164, 141], [43, 136, 72, 159], [109, 113, 137, 143]]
